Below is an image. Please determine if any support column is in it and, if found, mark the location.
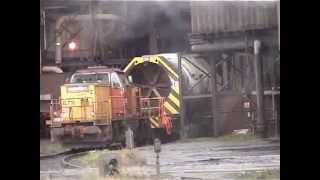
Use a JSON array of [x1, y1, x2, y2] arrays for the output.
[[40, 8, 44, 74], [270, 48, 278, 137], [40, 41, 42, 74], [253, 40, 266, 137], [222, 60, 228, 88], [210, 56, 219, 137], [278, 1, 280, 51], [178, 53, 186, 139], [272, 87, 279, 138], [42, 10, 47, 51]]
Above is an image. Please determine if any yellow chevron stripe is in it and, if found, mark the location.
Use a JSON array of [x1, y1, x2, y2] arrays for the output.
[[123, 57, 144, 72], [148, 56, 178, 80], [149, 56, 160, 64], [125, 56, 179, 83], [168, 93, 180, 108], [123, 59, 136, 72], [134, 57, 144, 65], [149, 117, 160, 128], [150, 124, 156, 128], [171, 85, 180, 95], [158, 58, 178, 79], [164, 101, 178, 114]]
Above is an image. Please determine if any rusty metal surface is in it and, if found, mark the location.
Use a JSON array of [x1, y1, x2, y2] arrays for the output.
[[191, 1, 278, 34], [218, 95, 249, 134]]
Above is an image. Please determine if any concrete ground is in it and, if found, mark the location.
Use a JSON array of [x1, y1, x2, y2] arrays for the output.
[[40, 135, 280, 180], [135, 136, 280, 179]]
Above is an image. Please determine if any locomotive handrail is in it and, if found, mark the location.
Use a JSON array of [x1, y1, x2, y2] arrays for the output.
[[50, 95, 172, 134]]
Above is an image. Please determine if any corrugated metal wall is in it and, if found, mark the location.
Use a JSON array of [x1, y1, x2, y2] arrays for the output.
[[191, 1, 278, 34]]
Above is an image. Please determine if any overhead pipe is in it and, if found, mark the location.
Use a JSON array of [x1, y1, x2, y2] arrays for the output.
[[55, 14, 124, 64], [42, 10, 47, 50], [191, 35, 278, 53], [278, 1, 280, 51], [40, 42, 42, 74], [191, 38, 250, 52]]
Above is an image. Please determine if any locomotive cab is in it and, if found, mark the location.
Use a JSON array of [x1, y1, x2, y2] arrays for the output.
[[49, 66, 140, 143]]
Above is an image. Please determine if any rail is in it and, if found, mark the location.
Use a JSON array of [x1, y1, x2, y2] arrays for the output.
[[50, 98, 112, 123], [50, 96, 172, 133], [51, 96, 161, 121], [139, 97, 163, 118]]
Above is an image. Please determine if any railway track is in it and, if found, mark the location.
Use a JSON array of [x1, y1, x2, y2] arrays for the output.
[[41, 138, 280, 180], [40, 142, 122, 159], [61, 151, 89, 169], [40, 142, 123, 178]]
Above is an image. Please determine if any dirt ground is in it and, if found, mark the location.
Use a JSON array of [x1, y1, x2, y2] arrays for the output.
[[40, 136, 280, 180], [134, 136, 280, 179]]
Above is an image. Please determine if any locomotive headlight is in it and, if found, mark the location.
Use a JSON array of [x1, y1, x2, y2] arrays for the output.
[[53, 111, 58, 116]]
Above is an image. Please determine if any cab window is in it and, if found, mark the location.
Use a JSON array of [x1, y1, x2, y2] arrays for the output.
[[70, 73, 96, 83], [97, 73, 110, 84], [70, 73, 110, 84], [111, 73, 121, 88], [118, 73, 130, 86]]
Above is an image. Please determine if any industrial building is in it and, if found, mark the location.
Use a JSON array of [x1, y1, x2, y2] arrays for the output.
[[40, 0, 280, 139], [40, 1, 280, 179]]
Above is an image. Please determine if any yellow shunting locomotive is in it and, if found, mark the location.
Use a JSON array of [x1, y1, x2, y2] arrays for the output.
[[48, 66, 172, 144]]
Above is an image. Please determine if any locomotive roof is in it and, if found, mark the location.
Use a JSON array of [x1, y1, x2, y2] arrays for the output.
[[75, 66, 124, 74]]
